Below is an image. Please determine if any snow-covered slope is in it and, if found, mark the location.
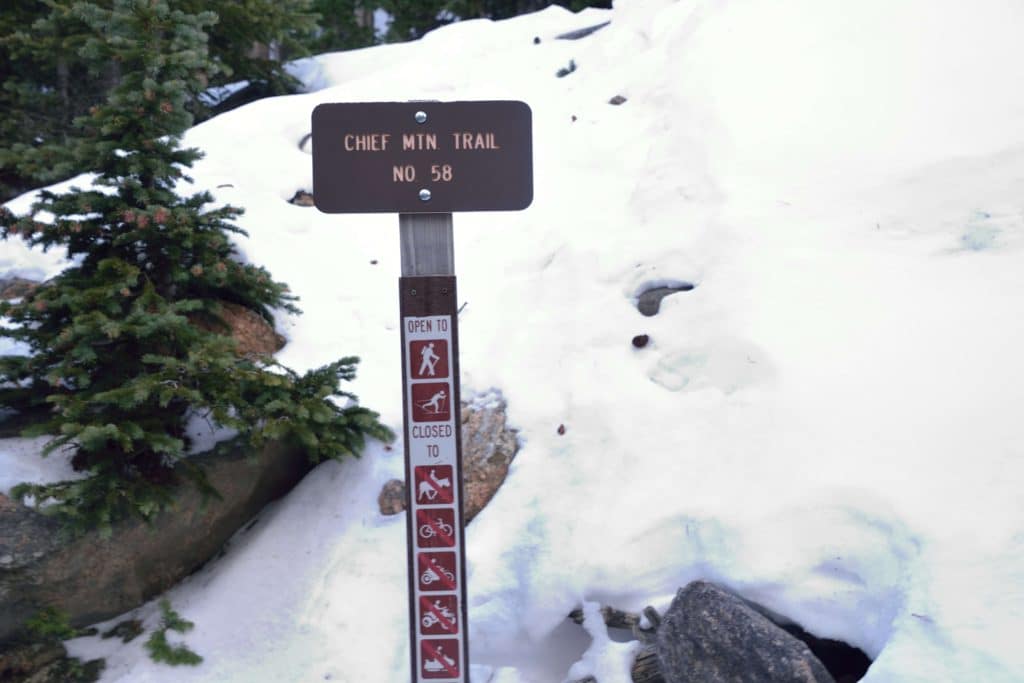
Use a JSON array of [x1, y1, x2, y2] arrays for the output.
[[4, 0, 1024, 680]]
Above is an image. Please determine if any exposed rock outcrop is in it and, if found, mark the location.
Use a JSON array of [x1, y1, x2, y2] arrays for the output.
[[652, 581, 836, 683], [0, 439, 313, 645], [190, 300, 286, 358], [378, 391, 518, 522]]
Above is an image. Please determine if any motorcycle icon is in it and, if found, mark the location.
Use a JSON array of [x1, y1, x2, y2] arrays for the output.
[[421, 600, 457, 630], [421, 565, 455, 585]]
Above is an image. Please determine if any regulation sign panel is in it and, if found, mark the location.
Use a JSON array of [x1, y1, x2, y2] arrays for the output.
[[401, 276, 468, 683], [311, 100, 533, 213]]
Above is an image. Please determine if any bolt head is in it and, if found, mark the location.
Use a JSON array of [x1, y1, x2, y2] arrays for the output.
[[415, 111, 427, 124], [419, 189, 432, 202]]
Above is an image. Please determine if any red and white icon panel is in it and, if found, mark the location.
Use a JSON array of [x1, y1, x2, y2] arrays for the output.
[[421, 638, 460, 679], [418, 552, 457, 592], [411, 382, 451, 422], [417, 508, 456, 549], [414, 466, 454, 505], [419, 595, 459, 636], [410, 339, 449, 380]]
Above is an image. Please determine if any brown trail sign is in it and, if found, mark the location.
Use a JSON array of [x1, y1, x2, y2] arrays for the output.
[[312, 100, 533, 683], [312, 100, 532, 214]]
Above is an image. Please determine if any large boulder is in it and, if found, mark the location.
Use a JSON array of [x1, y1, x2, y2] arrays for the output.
[[378, 391, 518, 522], [0, 439, 313, 645], [190, 300, 285, 358], [0, 277, 40, 301], [654, 581, 836, 683]]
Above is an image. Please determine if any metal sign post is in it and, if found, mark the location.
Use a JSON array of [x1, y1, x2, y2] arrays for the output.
[[312, 101, 532, 682]]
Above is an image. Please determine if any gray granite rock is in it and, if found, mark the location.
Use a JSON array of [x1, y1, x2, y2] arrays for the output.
[[654, 581, 836, 683], [0, 439, 313, 645], [377, 391, 518, 522]]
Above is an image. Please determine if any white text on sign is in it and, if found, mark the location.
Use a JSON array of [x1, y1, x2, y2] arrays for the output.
[[342, 130, 500, 189]]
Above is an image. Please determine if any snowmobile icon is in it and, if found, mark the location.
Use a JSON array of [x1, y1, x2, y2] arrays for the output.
[[423, 646, 457, 673]]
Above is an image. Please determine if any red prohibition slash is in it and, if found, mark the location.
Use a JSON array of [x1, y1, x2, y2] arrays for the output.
[[420, 595, 459, 635], [421, 638, 460, 679], [417, 552, 457, 592], [416, 508, 456, 549], [410, 339, 449, 380], [414, 465, 454, 505]]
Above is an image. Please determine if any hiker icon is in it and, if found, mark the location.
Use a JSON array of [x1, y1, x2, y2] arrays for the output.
[[419, 343, 440, 376], [411, 382, 451, 422], [410, 340, 448, 379]]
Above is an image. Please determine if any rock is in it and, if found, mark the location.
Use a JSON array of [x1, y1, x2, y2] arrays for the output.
[[633, 645, 667, 683], [636, 283, 694, 317], [378, 479, 406, 516], [654, 581, 836, 683], [289, 190, 315, 207], [24, 654, 104, 682], [101, 619, 144, 643], [376, 392, 519, 521], [556, 60, 577, 78], [0, 439, 314, 645], [569, 605, 639, 630], [460, 393, 518, 521], [609, 95, 628, 105], [0, 641, 66, 679], [192, 301, 286, 358], [0, 277, 40, 300], [555, 21, 611, 41]]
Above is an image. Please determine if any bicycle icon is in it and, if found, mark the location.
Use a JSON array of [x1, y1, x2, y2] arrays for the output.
[[416, 508, 456, 549], [419, 518, 454, 539]]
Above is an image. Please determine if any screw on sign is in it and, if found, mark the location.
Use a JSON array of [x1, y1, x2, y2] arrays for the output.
[[312, 100, 533, 683]]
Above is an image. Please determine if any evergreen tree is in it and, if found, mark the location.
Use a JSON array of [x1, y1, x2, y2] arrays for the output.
[[0, 1, 96, 201], [308, 0, 376, 53], [182, 0, 319, 116], [0, 1, 320, 203], [377, 0, 612, 43], [0, 0, 390, 534]]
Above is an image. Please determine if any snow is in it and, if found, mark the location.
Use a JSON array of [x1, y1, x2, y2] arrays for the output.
[[3, 0, 1024, 680]]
